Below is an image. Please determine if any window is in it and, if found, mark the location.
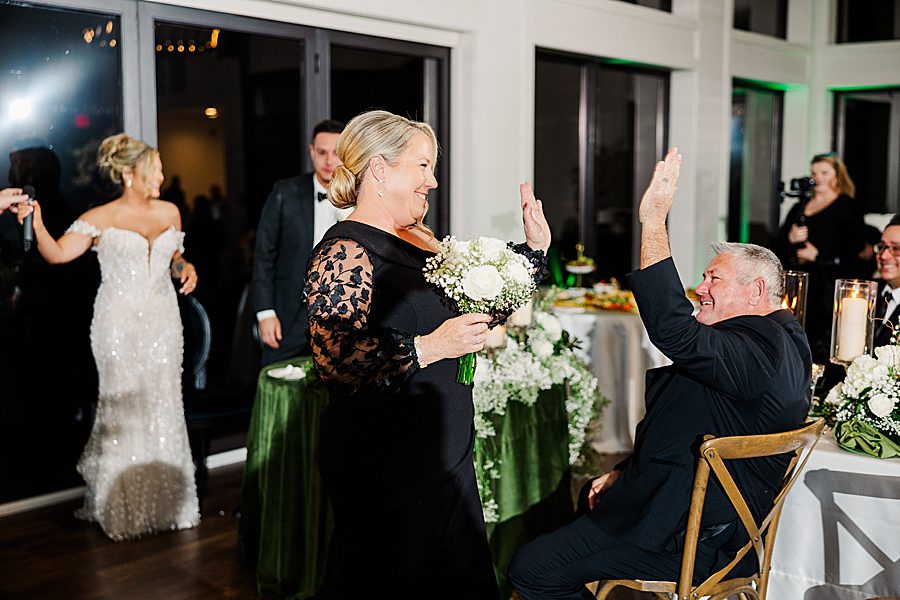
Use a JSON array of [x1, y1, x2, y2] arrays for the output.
[[0, 1, 124, 501], [835, 89, 900, 214], [535, 51, 669, 285], [734, 0, 787, 39], [837, 0, 900, 43], [728, 82, 784, 246], [613, 0, 671, 11], [0, 1, 452, 504], [329, 35, 450, 236]]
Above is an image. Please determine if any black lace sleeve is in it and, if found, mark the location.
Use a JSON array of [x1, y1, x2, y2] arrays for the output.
[[306, 238, 419, 398], [488, 242, 548, 327]]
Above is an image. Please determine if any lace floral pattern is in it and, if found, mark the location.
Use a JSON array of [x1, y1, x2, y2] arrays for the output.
[[306, 238, 419, 398]]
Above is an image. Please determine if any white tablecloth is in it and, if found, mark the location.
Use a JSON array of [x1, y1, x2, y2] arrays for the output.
[[554, 309, 670, 454], [768, 435, 900, 599]]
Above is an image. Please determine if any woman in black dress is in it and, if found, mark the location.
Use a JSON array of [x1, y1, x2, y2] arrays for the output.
[[305, 110, 550, 599], [774, 153, 865, 359]]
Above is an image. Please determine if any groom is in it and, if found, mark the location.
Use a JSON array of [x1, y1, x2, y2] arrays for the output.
[[252, 119, 348, 366]]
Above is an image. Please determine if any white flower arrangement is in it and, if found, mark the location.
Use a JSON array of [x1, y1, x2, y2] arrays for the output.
[[821, 345, 900, 457], [423, 236, 537, 315], [472, 304, 607, 522], [423, 236, 538, 384]]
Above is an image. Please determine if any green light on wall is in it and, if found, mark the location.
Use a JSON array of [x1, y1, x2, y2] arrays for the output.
[[829, 84, 900, 92], [734, 78, 804, 92]]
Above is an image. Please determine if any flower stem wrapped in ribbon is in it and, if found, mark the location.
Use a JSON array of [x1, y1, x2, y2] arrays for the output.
[[423, 236, 537, 384]]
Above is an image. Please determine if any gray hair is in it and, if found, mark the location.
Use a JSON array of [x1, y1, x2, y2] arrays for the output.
[[710, 241, 784, 307]]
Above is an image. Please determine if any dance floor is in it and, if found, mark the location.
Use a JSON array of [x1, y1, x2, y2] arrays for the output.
[[0, 455, 646, 600]]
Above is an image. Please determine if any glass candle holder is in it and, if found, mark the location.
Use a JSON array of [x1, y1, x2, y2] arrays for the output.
[[830, 279, 878, 366], [783, 270, 809, 327]]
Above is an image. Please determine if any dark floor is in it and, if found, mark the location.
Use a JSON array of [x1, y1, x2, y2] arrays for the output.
[[0, 463, 258, 600], [0, 454, 650, 600]]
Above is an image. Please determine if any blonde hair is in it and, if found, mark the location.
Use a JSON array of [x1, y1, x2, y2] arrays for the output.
[[97, 133, 158, 186], [812, 153, 856, 199], [329, 110, 438, 234]]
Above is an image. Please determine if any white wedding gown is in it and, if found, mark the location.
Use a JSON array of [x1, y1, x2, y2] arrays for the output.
[[67, 220, 200, 540]]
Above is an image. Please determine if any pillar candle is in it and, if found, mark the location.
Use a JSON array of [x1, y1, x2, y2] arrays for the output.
[[837, 296, 868, 361], [484, 324, 507, 349], [509, 299, 533, 327]]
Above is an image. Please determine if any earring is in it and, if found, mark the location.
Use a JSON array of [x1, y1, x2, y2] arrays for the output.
[[125, 179, 133, 189]]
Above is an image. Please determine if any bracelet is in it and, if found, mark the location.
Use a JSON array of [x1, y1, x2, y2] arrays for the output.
[[413, 335, 428, 368]]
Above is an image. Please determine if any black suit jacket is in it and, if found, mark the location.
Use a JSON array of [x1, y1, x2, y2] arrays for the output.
[[252, 173, 315, 365], [874, 280, 899, 349], [591, 258, 811, 555]]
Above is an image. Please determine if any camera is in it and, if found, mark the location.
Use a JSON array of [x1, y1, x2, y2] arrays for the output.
[[781, 176, 816, 200]]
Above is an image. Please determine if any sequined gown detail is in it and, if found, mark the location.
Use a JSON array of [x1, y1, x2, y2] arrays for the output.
[[68, 221, 200, 540]]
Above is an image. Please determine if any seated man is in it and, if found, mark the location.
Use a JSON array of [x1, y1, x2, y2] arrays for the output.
[[509, 149, 811, 600]]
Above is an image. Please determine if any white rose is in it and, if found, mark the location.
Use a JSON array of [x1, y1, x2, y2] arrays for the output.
[[478, 237, 508, 261], [462, 265, 504, 300], [532, 338, 554, 359], [449, 240, 471, 260], [824, 383, 843, 405], [534, 312, 563, 342], [504, 259, 532, 285], [867, 393, 896, 418], [876, 345, 900, 370]]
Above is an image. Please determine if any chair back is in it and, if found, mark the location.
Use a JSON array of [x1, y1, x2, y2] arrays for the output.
[[675, 418, 826, 599], [178, 294, 211, 392]]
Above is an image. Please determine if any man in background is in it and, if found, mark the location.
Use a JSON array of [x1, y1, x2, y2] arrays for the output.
[[252, 119, 348, 366], [873, 215, 900, 348]]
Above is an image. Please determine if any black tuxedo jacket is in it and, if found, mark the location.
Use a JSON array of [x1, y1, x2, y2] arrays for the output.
[[252, 173, 315, 364], [591, 258, 811, 555], [874, 280, 899, 349]]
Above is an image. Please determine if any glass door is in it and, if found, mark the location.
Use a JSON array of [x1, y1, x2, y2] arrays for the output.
[[328, 32, 450, 236], [138, 4, 318, 398]]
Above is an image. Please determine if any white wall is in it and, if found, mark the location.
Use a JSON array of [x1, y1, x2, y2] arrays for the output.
[[147, 0, 900, 283]]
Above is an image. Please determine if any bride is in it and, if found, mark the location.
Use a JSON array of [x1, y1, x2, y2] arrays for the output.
[[18, 133, 201, 540]]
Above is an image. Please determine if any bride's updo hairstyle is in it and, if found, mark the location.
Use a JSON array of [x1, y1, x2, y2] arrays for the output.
[[97, 133, 158, 185], [329, 110, 438, 212]]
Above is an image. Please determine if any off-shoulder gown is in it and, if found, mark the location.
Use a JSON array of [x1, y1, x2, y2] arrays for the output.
[[67, 220, 200, 541]]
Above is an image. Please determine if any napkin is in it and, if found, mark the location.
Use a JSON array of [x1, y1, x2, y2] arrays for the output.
[[268, 364, 308, 381]]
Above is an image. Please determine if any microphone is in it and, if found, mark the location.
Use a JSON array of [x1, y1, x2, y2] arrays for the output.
[[22, 185, 35, 251]]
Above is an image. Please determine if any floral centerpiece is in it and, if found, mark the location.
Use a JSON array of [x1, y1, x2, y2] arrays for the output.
[[471, 298, 607, 522], [819, 346, 900, 458], [423, 236, 537, 384]]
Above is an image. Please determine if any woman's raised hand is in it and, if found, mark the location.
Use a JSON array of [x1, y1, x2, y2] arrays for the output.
[[520, 182, 551, 253], [416, 313, 491, 366]]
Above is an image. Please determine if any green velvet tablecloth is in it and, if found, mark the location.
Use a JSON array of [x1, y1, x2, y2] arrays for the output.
[[238, 362, 573, 599], [475, 385, 574, 596], [238, 357, 332, 600]]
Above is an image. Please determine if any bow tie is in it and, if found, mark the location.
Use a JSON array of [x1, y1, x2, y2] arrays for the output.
[[317, 191, 328, 203]]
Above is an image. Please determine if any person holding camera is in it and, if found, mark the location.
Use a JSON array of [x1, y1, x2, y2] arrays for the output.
[[774, 153, 865, 359]]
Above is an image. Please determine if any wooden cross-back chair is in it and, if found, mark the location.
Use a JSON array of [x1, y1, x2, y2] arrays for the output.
[[591, 417, 825, 600]]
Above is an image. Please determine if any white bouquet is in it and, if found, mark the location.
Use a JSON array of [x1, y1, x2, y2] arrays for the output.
[[423, 236, 537, 383]]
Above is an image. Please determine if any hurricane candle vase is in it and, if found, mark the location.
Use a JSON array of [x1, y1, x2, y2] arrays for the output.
[[783, 270, 809, 327], [830, 279, 878, 366]]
